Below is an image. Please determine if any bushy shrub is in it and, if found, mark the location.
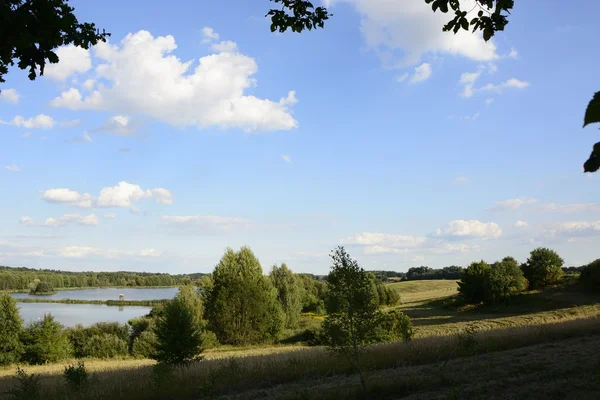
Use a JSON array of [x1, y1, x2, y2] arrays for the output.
[[521, 247, 564, 289], [0, 293, 24, 365], [6, 367, 41, 400], [30, 281, 54, 294], [66, 322, 129, 358], [63, 361, 89, 391], [200, 330, 220, 350], [458, 261, 491, 304], [373, 310, 414, 342], [580, 259, 600, 291], [131, 330, 157, 358], [81, 334, 128, 358], [21, 314, 72, 364], [484, 257, 528, 304]]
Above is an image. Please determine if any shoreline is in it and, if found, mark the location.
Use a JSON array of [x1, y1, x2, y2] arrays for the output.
[[1, 285, 179, 294], [12, 298, 169, 307]]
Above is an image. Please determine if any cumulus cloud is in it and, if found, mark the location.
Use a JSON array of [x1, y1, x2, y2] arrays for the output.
[[20, 216, 33, 225], [162, 215, 250, 233], [346, 232, 427, 248], [326, 0, 497, 67], [435, 219, 502, 239], [42, 188, 95, 208], [459, 66, 529, 98], [281, 155, 291, 163], [515, 220, 529, 228], [480, 78, 530, 93], [43, 45, 92, 81], [211, 40, 238, 53], [69, 131, 92, 143], [139, 248, 161, 257], [202, 27, 220, 42], [93, 115, 136, 136], [485, 97, 494, 105], [44, 214, 99, 227], [50, 30, 298, 132], [0, 89, 20, 104], [5, 165, 19, 172], [59, 246, 121, 259], [1, 114, 55, 129], [453, 176, 469, 184], [408, 63, 432, 84], [508, 48, 519, 59], [103, 213, 116, 219], [490, 197, 538, 211], [42, 182, 173, 210]]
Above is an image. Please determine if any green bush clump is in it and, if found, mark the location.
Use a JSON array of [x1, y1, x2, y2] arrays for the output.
[[580, 259, 600, 291], [21, 314, 72, 364], [81, 334, 128, 359]]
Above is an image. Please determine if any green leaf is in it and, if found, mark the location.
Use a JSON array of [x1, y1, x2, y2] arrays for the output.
[[583, 91, 600, 128], [583, 142, 600, 173]]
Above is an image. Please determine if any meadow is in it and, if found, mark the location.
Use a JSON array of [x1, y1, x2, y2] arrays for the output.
[[2, 278, 599, 399]]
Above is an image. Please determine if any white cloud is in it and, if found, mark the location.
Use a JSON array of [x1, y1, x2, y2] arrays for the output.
[[396, 72, 409, 83], [22, 132, 31, 138], [162, 215, 250, 233], [281, 155, 291, 163], [210, 40, 238, 53], [59, 246, 121, 259], [453, 176, 469, 184], [5, 165, 19, 172], [485, 97, 494, 105], [435, 219, 502, 239], [20, 216, 33, 225], [44, 213, 99, 227], [459, 68, 483, 97], [42, 182, 172, 210], [480, 78, 530, 93], [411, 255, 425, 262], [150, 188, 173, 205], [42, 188, 95, 208], [408, 63, 432, 84], [515, 220, 529, 228], [139, 248, 161, 257], [553, 221, 600, 237], [464, 112, 480, 120], [539, 203, 600, 213], [50, 30, 297, 132], [103, 213, 116, 219], [97, 182, 152, 208], [60, 119, 82, 128], [1, 114, 55, 129], [69, 131, 92, 143], [508, 48, 519, 59], [202, 27, 220, 42], [346, 232, 427, 248], [326, 0, 498, 67], [94, 115, 136, 136], [0, 89, 20, 104], [490, 197, 538, 211], [82, 79, 96, 90], [44, 45, 92, 81]]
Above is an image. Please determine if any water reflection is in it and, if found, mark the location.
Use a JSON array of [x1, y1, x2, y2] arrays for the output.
[[17, 303, 153, 327]]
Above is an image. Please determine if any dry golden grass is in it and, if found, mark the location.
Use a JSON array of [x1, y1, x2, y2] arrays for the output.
[[387, 280, 459, 303], [2, 316, 600, 399]]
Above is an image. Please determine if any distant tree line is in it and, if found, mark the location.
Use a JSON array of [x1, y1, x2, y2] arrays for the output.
[[0, 246, 410, 371], [368, 266, 464, 282], [0, 266, 202, 291]]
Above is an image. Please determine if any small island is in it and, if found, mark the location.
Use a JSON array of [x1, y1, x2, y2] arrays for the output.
[[29, 280, 56, 295]]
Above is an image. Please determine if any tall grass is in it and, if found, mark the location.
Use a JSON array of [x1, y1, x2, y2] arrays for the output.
[[2, 315, 599, 400]]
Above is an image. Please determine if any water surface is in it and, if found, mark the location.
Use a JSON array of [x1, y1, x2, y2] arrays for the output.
[[11, 287, 178, 301], [17, 302, 153, 327]]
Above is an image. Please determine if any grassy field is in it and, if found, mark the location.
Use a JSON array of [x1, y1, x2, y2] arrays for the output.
[[2, 279, 599, 399]]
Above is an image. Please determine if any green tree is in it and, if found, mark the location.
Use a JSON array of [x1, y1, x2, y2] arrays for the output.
[[205, 247, 285, 345], [81, 334, 128, 358], [0, 293, 24, 365], [267, 0, 600, 174], [0, 0, 109, 85], [484, 257, 528, 304], [522, 248, 564, 289], [373, 310, 414, 343], [321, 246, 380, 391], [21, 314, 72, 364], [270, 264, 303, 329], [580, 258, 600, 292], [153, 286, 205, 365], [458, 261, 491, 304]]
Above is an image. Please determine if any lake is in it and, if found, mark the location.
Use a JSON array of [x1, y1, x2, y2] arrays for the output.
[[11, 287, 179, 327], [11, 287, 179, 301]]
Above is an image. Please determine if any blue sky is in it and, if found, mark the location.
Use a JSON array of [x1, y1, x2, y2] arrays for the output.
[[1, 0, 599, 275]]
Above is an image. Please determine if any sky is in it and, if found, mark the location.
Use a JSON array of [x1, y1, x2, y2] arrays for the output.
[[1, 0, 599, 275]]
